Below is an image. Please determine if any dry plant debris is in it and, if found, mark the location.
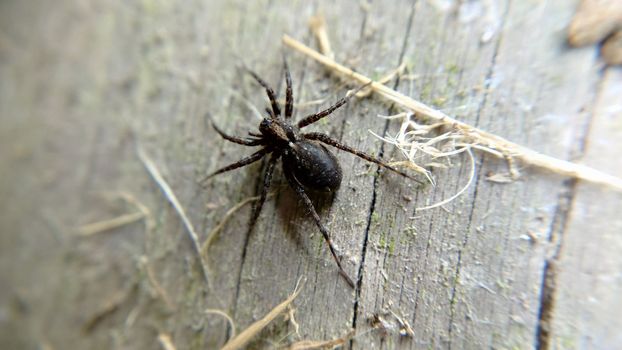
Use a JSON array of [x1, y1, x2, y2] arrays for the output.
[[137, 146, 211, 288], [77, 211, 145, 236], [601, 30, 622, 65], [370, 112, 478, 211], [77, 191, 152, 236], [82, 287, 133, 333], [220, 280, 304, 350], [285, 306, 300, 337], [568, 0, 622, 65], [201, 191, 276, 260], [389, 310, 415, 337], [309, 14, 334, 59], [157, 333, 178, 350], [77, 191, 174, 327], [283, 34, 622, 192], [286, 329, 355, 350], [355, 62, 407, 98], [486, 172, 515, 184], [139, 255, 175, 310], [205, 308, 237, 340], [368, 310, 415, 338]]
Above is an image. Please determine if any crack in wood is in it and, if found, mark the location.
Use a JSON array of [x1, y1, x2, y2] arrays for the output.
[[535, 63, 608, 350], [446, 154, 485, 348], [445, 1, 511, 345], [535, 179, 576, 349], [350, 2, 418, 347]]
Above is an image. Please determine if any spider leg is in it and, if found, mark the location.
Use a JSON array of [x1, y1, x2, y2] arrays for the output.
[[284, 170, 356, 288], [247, 69, 281, 118], [263, 107, 276, 119], [201, 148, 270, 184], [296, 82, 371, 128], [212, 122, 264, 146], [284, 60, 294, 119], [303, 132, 422, 183], [249, 151, 280, 229]]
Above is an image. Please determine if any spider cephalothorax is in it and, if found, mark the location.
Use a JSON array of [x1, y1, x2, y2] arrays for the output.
[[204, 62, 418, 288]]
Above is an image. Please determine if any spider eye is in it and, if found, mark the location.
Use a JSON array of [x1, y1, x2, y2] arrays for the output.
[[259, 118, 273, 135]]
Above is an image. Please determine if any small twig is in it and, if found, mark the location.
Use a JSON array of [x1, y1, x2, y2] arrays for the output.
[[115, 191, 156, 234], [158, 333, 178, 350], [309, 14, 406, 98], [140, 256, 175, 310], [388, 310, 415, 337], [355, 62, 407, 98], [205, 308, 237, 340], [77, 211, 145, 236], [286, 329, 355, 350], [221, 278, 305, 350], [505, 152, 521, 180], [309, 15, 333, 58], [283, 34, 622, 191], [388, 160, 434, 185], [83, 288, 132, 333], [136, 146, 211, 289], [415, 148, 476, 212], [77, 191, 152, 236], [286, 306, 300, 337], [201, 192, 276, 258], [124, 304, 141, 328], [486, 172, 515, 184]]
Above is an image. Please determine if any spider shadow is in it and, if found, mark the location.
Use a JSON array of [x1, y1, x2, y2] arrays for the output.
[[273, 173, 337, 259]]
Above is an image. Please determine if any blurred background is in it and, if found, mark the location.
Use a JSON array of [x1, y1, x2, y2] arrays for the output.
[[1, 0, 621, 349]]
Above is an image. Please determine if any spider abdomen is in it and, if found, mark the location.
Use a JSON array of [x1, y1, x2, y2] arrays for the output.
[[283, 140, 342, 192]]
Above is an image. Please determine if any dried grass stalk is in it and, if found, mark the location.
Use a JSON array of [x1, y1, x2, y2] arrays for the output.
[[137, 147, 211, 288], [287, 329, 355, 350], [206, 308, 237, 340], [158, 333, 177, 350], [201, 192, 276, 258], [77, 211, 145, 236], [283, 34, 622, 191], [221, 280, 304, 350]]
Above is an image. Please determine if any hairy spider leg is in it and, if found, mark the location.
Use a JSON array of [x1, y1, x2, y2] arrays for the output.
[[249, 152, 280, 229], [296, 82, 371, 128], [247, 69, 281, 118], [303, 132, 422, 184], [284, 170, 356, 288], [264, 107, 276, 119], [211, 122, 264, 146], [201, 147, 270, 184], [284, 60, 294, 119]]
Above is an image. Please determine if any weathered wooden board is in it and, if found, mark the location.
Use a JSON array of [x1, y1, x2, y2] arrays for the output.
[[0, 0, 620, 349], [546, 68, 622, 349]]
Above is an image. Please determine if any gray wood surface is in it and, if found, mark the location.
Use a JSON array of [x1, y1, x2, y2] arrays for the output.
[[1, 0, 620, 349]]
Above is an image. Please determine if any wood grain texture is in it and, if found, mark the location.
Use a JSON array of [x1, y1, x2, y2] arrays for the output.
[[546, 69, 622, 349], [0, 0, 620, 349]]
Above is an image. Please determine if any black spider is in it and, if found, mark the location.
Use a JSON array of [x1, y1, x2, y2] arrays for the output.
[[203, 62, 418, 288]]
